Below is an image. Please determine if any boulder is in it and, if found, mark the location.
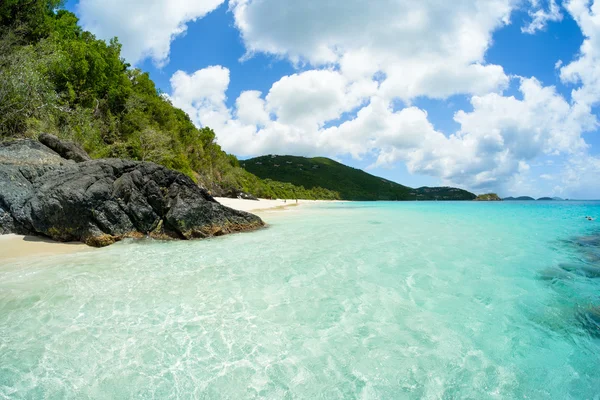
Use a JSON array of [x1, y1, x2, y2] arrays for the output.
[[0, 139, 264, 247], [537, 267, 573, 281], [559, 262, 600, 278], [576, 306, 600, 337], [223, 188, 259, 201]]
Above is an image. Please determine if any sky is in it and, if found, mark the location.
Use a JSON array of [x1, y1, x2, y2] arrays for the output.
[[67, 0, 600, 199]]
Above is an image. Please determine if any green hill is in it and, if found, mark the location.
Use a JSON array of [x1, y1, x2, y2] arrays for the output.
[[475, 193, 502, 201], [242, 155, 476, 201]]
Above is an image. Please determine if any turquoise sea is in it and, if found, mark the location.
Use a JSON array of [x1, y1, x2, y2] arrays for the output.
[[1, 201, 600, 399]]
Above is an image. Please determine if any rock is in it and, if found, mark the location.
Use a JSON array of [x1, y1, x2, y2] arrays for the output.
[[584, 250, 600, 263], [0, 139, 264, 247], [222, 188, 259, 201], [537, 267, 574, 281], [558, 262, 600, 278], [575, 234, 600, 247], [576, 306, 600, 337], [38, 133, 92, 162]]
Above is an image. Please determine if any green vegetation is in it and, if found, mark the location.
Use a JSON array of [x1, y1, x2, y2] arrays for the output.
[[0, 1, 475, 202], [0, 0, 334, 200], [243, 155, 476, 201], [475, 193, 502, 201]]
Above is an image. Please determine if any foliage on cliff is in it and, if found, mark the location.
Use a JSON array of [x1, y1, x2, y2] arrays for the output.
[[0, 0, 337, 200]]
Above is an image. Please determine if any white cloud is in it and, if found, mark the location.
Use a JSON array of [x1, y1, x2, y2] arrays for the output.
[[158, 0, 600, 197], [169, 65, 597, 195], [561, 0, 600, 111], [77, 0, 224, 66], [560, 154, 600, 199], [522, 0, 563, 34], [265, 70, 376, 128], [169, 66, 231, 128], [235, 91, 269, 127], [229, 0, 513, 101]]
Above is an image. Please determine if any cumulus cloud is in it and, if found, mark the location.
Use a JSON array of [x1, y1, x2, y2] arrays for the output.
[[229, 0, 512, 101], [77, 0, 224, 66], [169, 64, 597, 195], [265, 70, 376, 128], [522, 0, 563, 34], [150, 0, 598, 197], [169, 66, 231, 128], [362, 78, 595, 191], [560, 154, 600, 199], [561, 0, 600, 111]]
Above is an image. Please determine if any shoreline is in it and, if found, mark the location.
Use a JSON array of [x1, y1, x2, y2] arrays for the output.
[[214, 197, 337, 214], [0, 198, 337, 263]]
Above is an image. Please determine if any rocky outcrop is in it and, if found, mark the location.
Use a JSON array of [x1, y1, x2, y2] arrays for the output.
[[222, 188, 259, 201], [39, 133, 91, 162], [0, 138, 264, 246]]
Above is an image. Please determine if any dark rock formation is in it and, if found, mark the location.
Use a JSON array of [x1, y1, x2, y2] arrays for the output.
[[576, 306, 600, 337], [222, 188, 259, 201], [537, 267, 574, 281], [39, 133, 92, 162], [558, 262, 600, 278], [0, 139, 264, 247]]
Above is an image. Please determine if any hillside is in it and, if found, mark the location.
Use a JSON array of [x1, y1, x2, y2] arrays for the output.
[[0, 0, 336, 201], [243, 155, 476, 201], [475, 193, 502, 201]]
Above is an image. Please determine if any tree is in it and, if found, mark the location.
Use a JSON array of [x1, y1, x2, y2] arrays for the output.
[[0, 36, 60, 137], [138, 127, 171, 163]]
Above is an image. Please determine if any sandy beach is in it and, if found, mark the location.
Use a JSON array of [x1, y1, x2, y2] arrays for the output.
[[0, 234, 92, 263], [0, 198, 332, 262], [214, 197, 331, 214]]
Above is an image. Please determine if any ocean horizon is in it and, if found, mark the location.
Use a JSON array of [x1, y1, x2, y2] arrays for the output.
[[1, 201, 600, 398]]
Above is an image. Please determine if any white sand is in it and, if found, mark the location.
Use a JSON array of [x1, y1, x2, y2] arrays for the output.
[[215, 197, 333, 214], [0, 234, 91, 263]]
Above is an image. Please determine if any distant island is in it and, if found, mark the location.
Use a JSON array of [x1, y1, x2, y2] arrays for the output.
[[243, 155, 476, 201], [504, 196, 536, 201], [475, 193, 502, 201], [538, 197, 565, 201]]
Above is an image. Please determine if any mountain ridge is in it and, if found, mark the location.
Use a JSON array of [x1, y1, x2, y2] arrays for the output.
[[243, 155, 476, 201]]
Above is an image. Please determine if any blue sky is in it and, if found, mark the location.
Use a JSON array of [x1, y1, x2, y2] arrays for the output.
[[69, 0, 600, 198]]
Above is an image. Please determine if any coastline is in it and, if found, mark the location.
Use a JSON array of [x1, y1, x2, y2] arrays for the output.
[[214, 197, 336, 214], [0, 198, 336, 263]]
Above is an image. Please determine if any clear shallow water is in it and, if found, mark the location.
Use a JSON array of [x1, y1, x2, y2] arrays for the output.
[[1, 201, 600, 399]]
